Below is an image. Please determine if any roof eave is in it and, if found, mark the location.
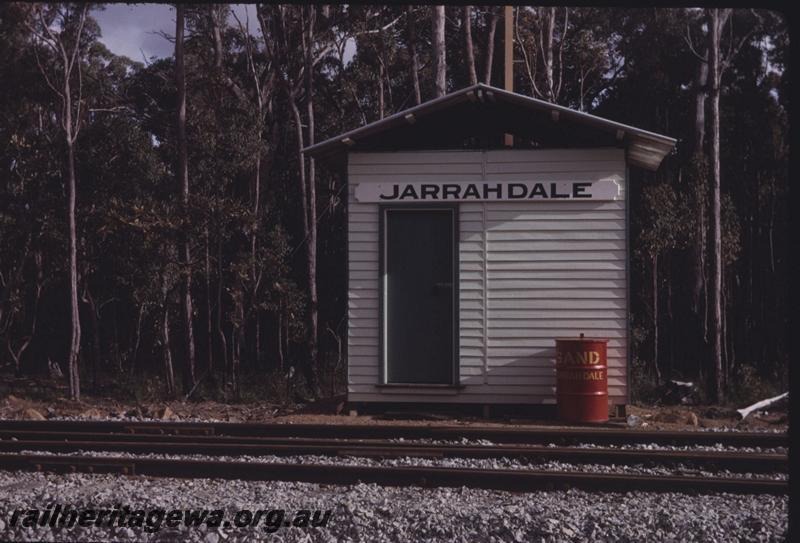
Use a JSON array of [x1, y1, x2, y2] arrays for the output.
[[304, 83, 677, 171], [303, 84, 481, 158]]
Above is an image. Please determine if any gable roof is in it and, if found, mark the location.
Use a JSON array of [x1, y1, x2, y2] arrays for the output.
[[303, 83, 676, 171]]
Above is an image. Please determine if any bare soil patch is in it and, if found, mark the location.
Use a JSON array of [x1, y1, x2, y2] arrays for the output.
[[0, 391, 787, 433]]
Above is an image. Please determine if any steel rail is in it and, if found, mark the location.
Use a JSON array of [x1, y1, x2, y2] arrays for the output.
[[0, 437, 786, 472], [0, 420, 787, 447], [0, 453, 786, 495]]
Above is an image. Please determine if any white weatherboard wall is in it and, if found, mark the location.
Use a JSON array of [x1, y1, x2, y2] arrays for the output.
[[347, 148, 628, 405]]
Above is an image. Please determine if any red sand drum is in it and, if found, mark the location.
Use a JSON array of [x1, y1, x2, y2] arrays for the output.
[[555, 335, 609, 423]]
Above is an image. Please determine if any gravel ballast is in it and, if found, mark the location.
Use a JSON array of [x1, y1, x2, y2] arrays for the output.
[[386, 438, 786, 454], [0, 470, 788, 542], [0, 449, 788, 481]]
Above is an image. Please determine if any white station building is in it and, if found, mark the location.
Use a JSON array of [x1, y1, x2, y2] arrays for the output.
[[304, 84, 676, 415]]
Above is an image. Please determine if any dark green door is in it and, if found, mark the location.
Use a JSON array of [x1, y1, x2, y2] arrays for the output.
[[384, 208, 456, 384]]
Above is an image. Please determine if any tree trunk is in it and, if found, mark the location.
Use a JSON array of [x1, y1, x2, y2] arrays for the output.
[[484, 8, 499, 84], [277, 302, 284, 371], [65, 110, 81, 401], [232, 303, 243, 398], [6, 262, 41, 375], [25, 5, 89, 400], [690, 48, 708, 319], [204, 225, 213, 373], [131, 304, 143, 372], [84, 286, 102, 389], [464, 6, 478, 85], [249, 87, 266, 370], [287, 86, 318, 396], [693, 59, 708, 153], [540, 7, 556, 102], [707, 8, 727, 403], [251, 152, 261, 368], [652, 254, 661, 384], [433, 6, 446, 97], [381, 37, 393, 112], [215, 236, 228, 380], [175, 5, 197, 393], [722, 269, 728, 388], [161, 303, 176, 396], [160, 266, 176, 395], [667, 272, 674, 375], [407, 6, 422, 104], [378, 60, 385, 119], [209, 2, 265, 373], [303, 6, 320, 397], [283, 306, 289, 371]]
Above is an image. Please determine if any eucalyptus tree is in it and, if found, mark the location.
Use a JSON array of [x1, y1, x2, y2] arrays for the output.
[[687, 8, 762, 401], [432, 6, 445, 96], [463, 6, 478, 86], [0, 4, 56, 375], [174, 4, 197, 393], [483, 6, 499, 85], [515, 6, 569, 103], [258, 4, 338, 396], [23, 2, 96, 400], [201, 3, 280, 373], [407, 6, 422, 103]]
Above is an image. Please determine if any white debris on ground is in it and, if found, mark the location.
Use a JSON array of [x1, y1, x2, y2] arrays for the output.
[[0, 470, 787, 542], [0, 449, 788, 481]]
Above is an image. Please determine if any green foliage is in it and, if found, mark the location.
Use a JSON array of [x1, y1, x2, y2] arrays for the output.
[[721, 193, 742, 266], [0, 5, 789, 404], [636, 182, 694, 260], [629, 355, 660, 405], [726, 363, 785, 407]]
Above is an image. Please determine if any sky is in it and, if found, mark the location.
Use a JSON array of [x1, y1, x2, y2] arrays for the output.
[[91, 4, 256, 62], [91, 4, 354, 64], [92, 4, 175, 62]]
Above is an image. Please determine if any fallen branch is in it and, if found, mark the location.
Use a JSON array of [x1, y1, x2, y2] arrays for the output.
[[737, 392, 788, 420]]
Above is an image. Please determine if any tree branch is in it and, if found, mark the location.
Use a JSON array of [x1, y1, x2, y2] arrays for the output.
[[555, 7, 568, 101], [209, 4, 247, 104], [72, 7, 89, 143], [88, 106, 134, 113], [685, 24, 708, 63], [515, 7, 540, 98], [37, 7, 68, 65], [29, 39, 63, 99], [721, 9, 763, 74], [231, 6, 262, 106], [66, 4, 88, 75], [24, 18, 59, 54], [73, 53, 83, 142], [355, 10, 411, 36]]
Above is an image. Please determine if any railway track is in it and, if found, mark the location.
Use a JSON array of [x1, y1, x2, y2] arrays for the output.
[[0, 453, 787, 495], [0, 419, 788, 447], [0, 420, 787, 495], [0, 434, 787, 472]]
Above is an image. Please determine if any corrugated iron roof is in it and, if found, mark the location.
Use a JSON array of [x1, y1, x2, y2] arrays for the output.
[[303, 83, 676, 171]]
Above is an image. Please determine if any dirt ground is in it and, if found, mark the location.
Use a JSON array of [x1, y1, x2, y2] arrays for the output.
[[0, 390, 788, 433]]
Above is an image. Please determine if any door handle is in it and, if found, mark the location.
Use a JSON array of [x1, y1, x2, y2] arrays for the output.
[[434, 282, 453, 289]]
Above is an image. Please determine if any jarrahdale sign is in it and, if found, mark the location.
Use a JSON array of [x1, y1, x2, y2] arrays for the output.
[[355, 179, 622, 203]]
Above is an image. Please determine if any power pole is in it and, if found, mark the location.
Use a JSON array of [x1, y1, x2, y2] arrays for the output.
[[503, 5, 513, 147]]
